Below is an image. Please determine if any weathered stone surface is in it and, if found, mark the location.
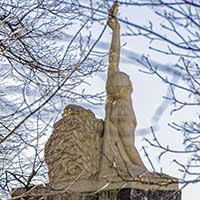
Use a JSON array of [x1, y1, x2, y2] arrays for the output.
[[47, 188, 181, 200], [43, 103, 178, 193], [12, 186, 181, 200], [118, 188, 181, 200], [45, 105, 104, 186]]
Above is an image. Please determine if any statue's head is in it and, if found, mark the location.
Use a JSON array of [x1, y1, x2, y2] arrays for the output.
[[106, 72, 133, 97], [62, 104, 95, 118]]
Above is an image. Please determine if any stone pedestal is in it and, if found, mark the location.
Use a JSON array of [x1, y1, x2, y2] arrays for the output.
[[12, 186, 181, 200], [117, 188, 181, 200], [12, 171, 181, 200], [47, 188, 181, 200]]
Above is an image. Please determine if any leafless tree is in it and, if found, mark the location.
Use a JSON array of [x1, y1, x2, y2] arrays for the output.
[[1, 0, 200, 198], [0, 0, 108, 197]]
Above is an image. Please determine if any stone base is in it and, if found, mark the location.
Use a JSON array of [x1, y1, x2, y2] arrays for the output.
[[118, 188, 181, 200], [12, 172, 181, 200], [49, 172, 179, 193], [47, 188, 181, 200], [12, 186, 181, 200]]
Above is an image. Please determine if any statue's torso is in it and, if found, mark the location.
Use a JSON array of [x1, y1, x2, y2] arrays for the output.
[[110, 99, 136, 130]]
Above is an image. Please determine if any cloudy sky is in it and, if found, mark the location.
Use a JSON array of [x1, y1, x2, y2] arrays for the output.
[[78, 2, 199, 200]]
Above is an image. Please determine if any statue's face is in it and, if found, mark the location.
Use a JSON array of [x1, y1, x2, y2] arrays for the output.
[[107, 72, 133, 98]]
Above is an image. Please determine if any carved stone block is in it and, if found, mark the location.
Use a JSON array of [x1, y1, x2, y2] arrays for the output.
[[12, 186, 181, 200], [45, 105, 104, 187]]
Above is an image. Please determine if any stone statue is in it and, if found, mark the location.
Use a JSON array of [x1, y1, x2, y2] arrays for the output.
[[42, 1, 179, 197], [45, 2, 147, 186], [12, 3, 180, 199], [99, 2, 146, 177]]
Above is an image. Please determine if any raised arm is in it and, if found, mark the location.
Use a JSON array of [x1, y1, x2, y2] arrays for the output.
[[107, 2, 120, 77]]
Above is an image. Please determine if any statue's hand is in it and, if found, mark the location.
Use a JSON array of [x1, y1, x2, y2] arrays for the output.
[[109, 1, 119, 17], [107, 2, 120, 30]]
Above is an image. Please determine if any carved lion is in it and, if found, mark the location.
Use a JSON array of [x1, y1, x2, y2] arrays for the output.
[[44, 105, 104, 184]]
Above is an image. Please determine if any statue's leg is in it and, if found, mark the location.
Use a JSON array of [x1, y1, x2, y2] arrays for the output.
[[122, 136, 146, 169]]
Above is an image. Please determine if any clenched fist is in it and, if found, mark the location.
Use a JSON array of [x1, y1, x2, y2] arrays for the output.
[[107, 1, 120, 30]]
